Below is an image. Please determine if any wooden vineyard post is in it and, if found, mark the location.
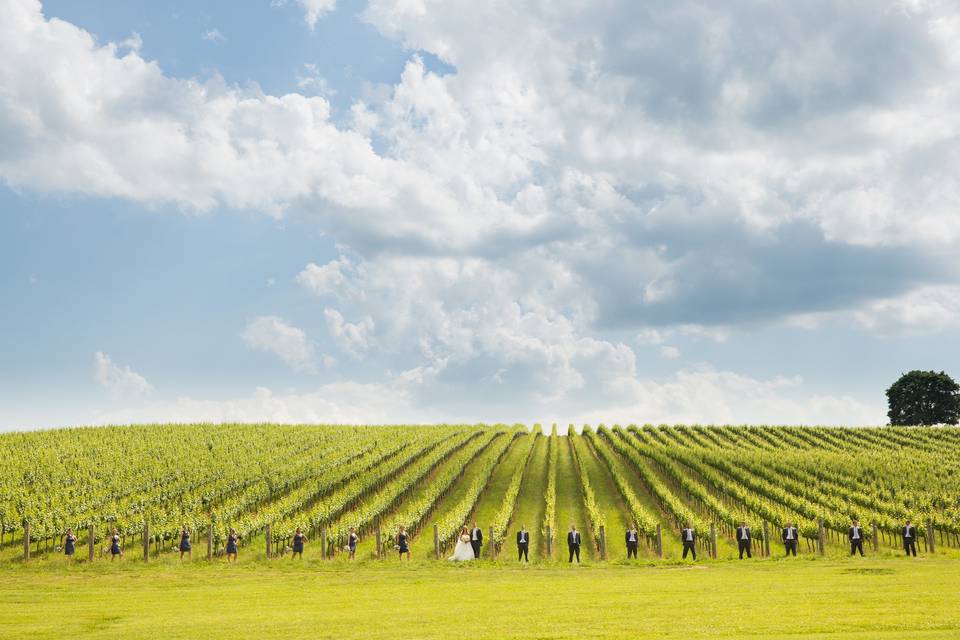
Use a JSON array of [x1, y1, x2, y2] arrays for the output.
[[434, 524, 440, 560], [599, 525, 606, 560], [88, 524, 95, 562], [143, 522, 150, 562], [655, 524, 663, 558], [488, 526, 495, 559], [375, 523, 382, 559], [928, 518, 935, 554], [320, 526, 327, 560], [763, 521, 770, 558], [207, 524, 213, 561], [546, 525, 552, 558], [265, 524, 271, 558], [817, 520, 825, 556], [710, 522, 717, 559], [872, 522, 879, 553], [23, 522, 29, 561]]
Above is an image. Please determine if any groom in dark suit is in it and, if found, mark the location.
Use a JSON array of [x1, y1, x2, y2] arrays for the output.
[[516, 525, 530, 562], [470, 522, 483, 559], [567, 524, 581, 563]]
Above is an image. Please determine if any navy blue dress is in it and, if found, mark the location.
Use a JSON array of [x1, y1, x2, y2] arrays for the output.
[[226, 534, 238, 554], [180, 532, 191, 552], [397, 532, 409, 553], [293, 533, 304, 553], [64, 534, 76, 556], [110, 535, 121, 555]]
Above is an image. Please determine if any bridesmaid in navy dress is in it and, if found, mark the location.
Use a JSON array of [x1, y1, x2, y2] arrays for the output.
[[291, 527, 307, 559], [64, 528, 76, 560], [225, 527, 239, 562], [109, 528, 122, 561], [397, 525, 410, 561], [347, 526, 358, 560], [179, 526, 192, 561]]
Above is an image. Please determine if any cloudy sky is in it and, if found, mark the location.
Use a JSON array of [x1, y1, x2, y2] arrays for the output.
[[2, 0, 959, 429]]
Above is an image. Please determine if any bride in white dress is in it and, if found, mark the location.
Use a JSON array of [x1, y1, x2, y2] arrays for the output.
[[449, 526, 475, 561]]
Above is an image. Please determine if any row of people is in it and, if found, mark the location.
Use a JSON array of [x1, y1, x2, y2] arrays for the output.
[[58, 518, 925, 561], [679, 519, 921, 559]]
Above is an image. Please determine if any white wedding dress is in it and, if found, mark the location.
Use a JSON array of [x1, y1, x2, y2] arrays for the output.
[[449, 534, 475, 561]]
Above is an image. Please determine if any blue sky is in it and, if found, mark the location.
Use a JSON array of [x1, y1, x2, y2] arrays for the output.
[[2, 0, 960, 429]]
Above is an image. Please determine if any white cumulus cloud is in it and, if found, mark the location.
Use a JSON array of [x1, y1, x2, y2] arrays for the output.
[[94, 352, 153, 397], [324, 309, 375, 357], [241, 316, 323, 373]]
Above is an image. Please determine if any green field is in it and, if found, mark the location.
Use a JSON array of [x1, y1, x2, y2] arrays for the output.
[[2, 423, 960, 637], [2, 557, 959, 639]]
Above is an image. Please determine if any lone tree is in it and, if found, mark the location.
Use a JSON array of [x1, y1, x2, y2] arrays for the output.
[[886, 370, 960, 426]]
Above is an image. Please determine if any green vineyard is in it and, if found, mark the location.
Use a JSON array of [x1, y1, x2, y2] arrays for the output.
[[3, 423, 960, 561]]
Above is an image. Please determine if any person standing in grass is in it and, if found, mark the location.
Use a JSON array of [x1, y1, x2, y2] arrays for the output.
[[64, 528, 77, 559], [109, 528, 122, 561], [849, 520, 865, 557], [516, 525, 530, 562], [397, 525, 410, 561], [782, 522, 799, 556], [291, 527, 307, 559], [902, 520, 917, 557], [179, 526, 192, 561], [225, 528, 240, 562], [347, 527, 358, 560], [681, 524, 696, 560], [567, 524, 581, 563], [470, 522, 483, 559], [625, 523, 639, 559], [736, 521, 752, 559]]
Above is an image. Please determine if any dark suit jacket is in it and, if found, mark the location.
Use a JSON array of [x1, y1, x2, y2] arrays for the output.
[[848, 527, 864, 542], [681, 529, 696, 545], [902, 526, 915, 540], [516, 531, 530, 545], [782, 527, 798, 542], [471, 528, 483, 544], [567, 531, 581, 546], [625, 530, 639, 544]]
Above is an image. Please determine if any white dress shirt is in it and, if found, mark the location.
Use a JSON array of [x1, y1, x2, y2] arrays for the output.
[[852, 527, 860, 539], [740, 528, 749, 540], [684, 529, 693, 541], [786, 528, 794, 540]]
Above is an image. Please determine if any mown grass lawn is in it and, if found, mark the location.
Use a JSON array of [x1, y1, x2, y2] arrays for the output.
[[2, 556, 958, 639]]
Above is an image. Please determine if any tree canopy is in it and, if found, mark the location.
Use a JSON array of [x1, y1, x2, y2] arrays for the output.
[[886, 370, 960, 426]]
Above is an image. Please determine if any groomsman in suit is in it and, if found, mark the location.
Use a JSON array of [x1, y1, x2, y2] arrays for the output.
[[782, 522, 799, 556], [681, 523, 696, 560], [516, 525, 530, 562], [625, 523, 639, 559], [567, 524, 581, 563], [849, 520, 865, 556], [470, 522, 483, 559], [736, 521, 752, 559], [902, 520, 917, 557]]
